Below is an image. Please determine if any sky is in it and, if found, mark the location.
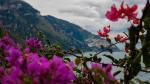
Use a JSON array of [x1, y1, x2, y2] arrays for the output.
[[24, 0, 147, 36]]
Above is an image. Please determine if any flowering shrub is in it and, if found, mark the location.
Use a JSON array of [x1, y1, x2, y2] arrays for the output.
[[97, 0, 150, 83], [0, 29, 117, 84], [0, 34, 75, 84]]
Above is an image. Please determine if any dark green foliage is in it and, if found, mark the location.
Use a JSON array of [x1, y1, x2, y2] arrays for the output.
[[143, 5, 150, 68]]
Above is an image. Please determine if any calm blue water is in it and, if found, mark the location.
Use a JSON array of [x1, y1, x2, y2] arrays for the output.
[[65, 52, 150, 82]]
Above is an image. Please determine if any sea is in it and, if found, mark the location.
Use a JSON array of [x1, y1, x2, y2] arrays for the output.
[[65, 52, 150, 83]]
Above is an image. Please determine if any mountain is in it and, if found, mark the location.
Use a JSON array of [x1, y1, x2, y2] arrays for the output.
[[0, 0, 120, 51], [44, 15, 96, 42], [43, 15, 102, 50]]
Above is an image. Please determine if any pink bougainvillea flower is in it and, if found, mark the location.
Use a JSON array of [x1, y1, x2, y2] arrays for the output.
[[97, 31, 108, 37], [132, 18, 140, 25], [97, 26, 110, 37], [0, 67, 4, 75], [24, 47, 30, 54], [67, 61, 75, 70], [120, 2, 138, 20], [25, 38, 44, 52], [106, 4, 121, 21], [92, 63, 113, 78], [103, 25, 110, 33], [106, 2, 138, 24], [48, 55, 75, 84], [92, 62, 103, 71], [91, 63, 117, 83], [0, 36, 14, 51], [6, 47, 23, 66], [102, 64, 115, 84], [103, 64, 113, 79], [115, 34, 128, 42], [1, 67, 23, 84]]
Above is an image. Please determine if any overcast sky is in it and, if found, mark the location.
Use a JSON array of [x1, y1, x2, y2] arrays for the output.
[[24, 0, 146, 36]]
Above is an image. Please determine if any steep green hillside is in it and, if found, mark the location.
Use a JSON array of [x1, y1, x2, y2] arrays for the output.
[[0, 0, 119, 51]]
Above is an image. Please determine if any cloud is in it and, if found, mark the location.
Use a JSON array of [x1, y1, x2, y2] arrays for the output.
[[24, 0, 146, 35], [59, 7, 99, 18]]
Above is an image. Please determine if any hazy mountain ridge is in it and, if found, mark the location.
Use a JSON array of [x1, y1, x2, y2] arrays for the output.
[[0, 0, 120, 51]]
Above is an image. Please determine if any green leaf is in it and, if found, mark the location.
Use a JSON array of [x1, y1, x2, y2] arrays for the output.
[[130, 80, 136, 84], [74, 67, 81, 73], [93, 56, 97, 61], [103, 54, 119, 64], [113, 71, 121, 77], [2, 59, 7, 67], [92, 56, 101, 62], [23, 76, 32, 84], [55, 44, 61, 49], [143, 81, 150, 84], [76, 49, 82, 54], [75, 58, 81, 65], [64, 58, 71, 62], [85, 57, 92, 61], [89, 53, 93, 56], [94, 76, 103, 84]]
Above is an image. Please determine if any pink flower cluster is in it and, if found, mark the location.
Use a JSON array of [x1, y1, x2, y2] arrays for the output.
[[97, 26, 110, 37], [106, 2, 139, 24], [91, 63, 116, 84], [26, 38, 44, 52], [0, 36, 75, 84], [115, 34, 128, 43]]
